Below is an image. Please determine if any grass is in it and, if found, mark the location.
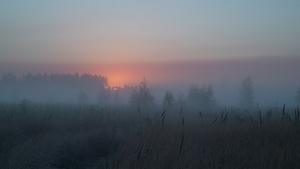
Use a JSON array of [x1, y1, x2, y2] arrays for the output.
[[0, 103, 299, 169]]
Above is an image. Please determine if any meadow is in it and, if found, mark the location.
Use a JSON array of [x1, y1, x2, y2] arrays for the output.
[[0, 102, 299, 169]]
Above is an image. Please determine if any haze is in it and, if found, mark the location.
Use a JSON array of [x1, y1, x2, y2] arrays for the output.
[[1, 0, 300, 107]]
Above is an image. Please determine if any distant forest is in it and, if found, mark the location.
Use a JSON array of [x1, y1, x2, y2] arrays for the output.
[[1, 73, 300, 110], [0, 73, 109, 88], [0, 73, 134, 104]]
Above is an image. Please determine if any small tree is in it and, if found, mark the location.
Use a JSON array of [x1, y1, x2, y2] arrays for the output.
[[187, 84, 216, 110], [239, 76, 255, 109], [130, 78, 154, 107], [201, 84, 216, 108], [162, 90, 175, 110]]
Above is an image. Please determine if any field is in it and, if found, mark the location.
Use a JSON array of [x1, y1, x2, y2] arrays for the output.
[[0, 103, 299, 169]]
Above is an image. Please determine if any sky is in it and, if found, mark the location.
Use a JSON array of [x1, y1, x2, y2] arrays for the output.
[[1, 0, 300, 105]]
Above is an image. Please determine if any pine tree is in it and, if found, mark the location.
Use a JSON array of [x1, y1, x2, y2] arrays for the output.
[[130, 78, 154, 107]]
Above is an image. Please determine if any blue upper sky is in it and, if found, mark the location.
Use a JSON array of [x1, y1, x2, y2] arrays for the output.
[[1, 0, 299, 63]]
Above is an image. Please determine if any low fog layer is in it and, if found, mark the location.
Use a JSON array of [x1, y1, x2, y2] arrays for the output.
[[1, 56, 300, 108], [1, 73, 300, 110]]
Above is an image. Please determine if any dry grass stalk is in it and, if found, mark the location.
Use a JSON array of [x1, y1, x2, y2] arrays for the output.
[[221, 113, 228, 124], [137, 144, 144, 160], [213, 116, 219, 123], [286, 114, 293, 123], [161, 110, 166, 129], [179, 106, 183, 115], [177, 133, 184, 161], [199, 111, 202, 118], [1, 104, 300, 168], [282, 104, 286, 117]]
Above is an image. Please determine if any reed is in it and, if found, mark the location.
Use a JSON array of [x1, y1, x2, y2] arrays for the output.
[[0, 103, 299, 169]]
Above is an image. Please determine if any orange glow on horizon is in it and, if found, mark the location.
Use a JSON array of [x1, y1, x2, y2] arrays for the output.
[[87, 61, 203, 88], [107, 73, 133, 87], [92, 63, 143, 87], [89, 61, 187, 88]]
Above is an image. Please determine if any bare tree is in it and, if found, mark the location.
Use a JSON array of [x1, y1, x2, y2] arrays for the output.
[[239, 76, 255, 109]]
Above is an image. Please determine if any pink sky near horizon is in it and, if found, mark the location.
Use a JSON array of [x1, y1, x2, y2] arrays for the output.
[[1, 1, 300, 106], [1, 56, 299, 88], [1, 56, 300, 106]]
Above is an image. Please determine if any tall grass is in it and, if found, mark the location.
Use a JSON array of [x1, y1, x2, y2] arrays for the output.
[[0, 103, 299, 169]]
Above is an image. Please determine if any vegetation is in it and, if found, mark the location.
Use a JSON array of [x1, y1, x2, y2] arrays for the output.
[[130, 78, 155, 107], [162, 90, 175, 110], [187, 84, 216, 111], [239, 76, 255, 109], [1, 73, 300, 168], [0, 102, 299, 169], [0, 73, 110, 103]]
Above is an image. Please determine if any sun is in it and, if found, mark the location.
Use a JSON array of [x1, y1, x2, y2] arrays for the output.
[[107, 74, 126, 87], [91, 62, 146, 88]]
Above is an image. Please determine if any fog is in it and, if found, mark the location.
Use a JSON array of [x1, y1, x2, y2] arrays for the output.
[[1, 56, 300, 109]]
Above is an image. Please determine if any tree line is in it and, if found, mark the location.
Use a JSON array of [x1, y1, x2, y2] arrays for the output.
[[129, 76, 256, 111], [1, 73, 299, 109], [0, 72, 108, 88], [0, 73, 110, 104]]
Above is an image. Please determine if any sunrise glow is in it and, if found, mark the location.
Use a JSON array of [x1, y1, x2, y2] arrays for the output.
[[0, 0, 299, 105], [106, 73, 133, 87], [1, 1, 300, 168]]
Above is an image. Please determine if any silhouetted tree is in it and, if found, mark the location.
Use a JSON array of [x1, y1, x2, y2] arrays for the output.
[[81, 73, 104, 87], [162, 90, 175, 109], [0, 73, 18, 85], [201, 84, 216, 108], [130, 78, 154, 107], [239, 76, 255, 109], [22, 73, 35, 85], [187, 84, 216, 110], [41, 73, 49, 85], [0, 72, 112, 103]]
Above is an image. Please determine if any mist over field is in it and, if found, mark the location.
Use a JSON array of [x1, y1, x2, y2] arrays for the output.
[[1, 0, 300, 168], [1, 56, 300, 109], [1, 70, 300, 168]]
